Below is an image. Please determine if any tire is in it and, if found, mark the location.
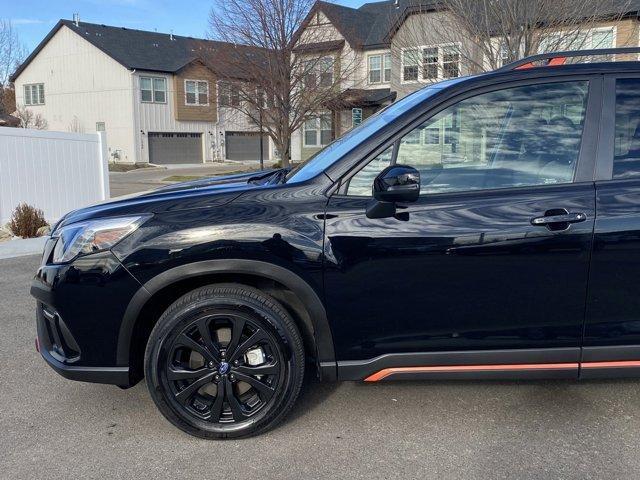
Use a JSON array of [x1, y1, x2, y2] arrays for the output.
[[144, 283, 305, 439]]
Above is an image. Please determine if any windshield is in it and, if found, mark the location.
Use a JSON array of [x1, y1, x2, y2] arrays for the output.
[[286, 77, 468, 183]]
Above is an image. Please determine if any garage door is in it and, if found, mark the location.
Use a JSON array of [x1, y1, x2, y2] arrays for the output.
[[225, 132, 270, 161], [148, 132, 203, 165]]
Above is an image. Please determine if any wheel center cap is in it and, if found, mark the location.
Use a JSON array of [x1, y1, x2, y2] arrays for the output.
[[218, 362, 230, 375]]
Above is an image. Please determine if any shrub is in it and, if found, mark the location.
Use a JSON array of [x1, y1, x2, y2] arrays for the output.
[[8, 203, 48, 238]]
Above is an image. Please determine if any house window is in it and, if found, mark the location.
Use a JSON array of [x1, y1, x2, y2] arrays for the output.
[[304, 56, 334, 89], [256, 87, 271, 109], [96, 122, 106, 132], [422, 48, 438, 80], [369, 55, 382, 83], [539, 27, 615, 56], [591, 28, 615, 49], [304, 114, 332, 147], [403, 44, 461, 83], [218, 82, 240, 107], [383, 53, 391, 82], [368, 53, 392, 84], [442, 46, 460, 78], [185, 80, 209, 106], [140, 76, 166, 103], [402, 49, 420, 82], [24, 84, 45, 105]]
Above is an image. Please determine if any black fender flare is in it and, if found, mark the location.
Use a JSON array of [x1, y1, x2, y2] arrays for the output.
[[116, 259, 337, 380]]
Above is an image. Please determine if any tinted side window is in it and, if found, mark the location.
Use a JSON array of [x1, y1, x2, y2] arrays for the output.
[[614, 79, 640, 179], [346, 81, 589, 196]]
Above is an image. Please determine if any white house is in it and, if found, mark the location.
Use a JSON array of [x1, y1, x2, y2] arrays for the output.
[[11, 19, 275, 165]]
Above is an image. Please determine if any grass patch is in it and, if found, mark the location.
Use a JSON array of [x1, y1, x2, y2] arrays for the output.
[[162, 170, 255, 183], [162, 175, 208, 182], [109, 163, 154, 172]]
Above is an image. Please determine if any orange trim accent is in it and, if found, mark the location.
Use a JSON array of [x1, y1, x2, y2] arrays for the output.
[[364, 362, 579, 382], [581, 360, 640, 369], [515, 62, 535, 70], [514, 57, 566, 71], [548, 57, 567, 66]]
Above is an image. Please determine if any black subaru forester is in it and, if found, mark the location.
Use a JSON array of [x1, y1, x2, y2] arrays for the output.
[[32, 48, 640, 438]]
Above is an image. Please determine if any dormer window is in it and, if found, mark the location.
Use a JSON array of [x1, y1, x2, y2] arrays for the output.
[[185, 80, 209, 106]]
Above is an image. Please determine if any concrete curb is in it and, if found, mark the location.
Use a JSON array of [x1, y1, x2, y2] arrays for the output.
[[0, 236, 47, 260]]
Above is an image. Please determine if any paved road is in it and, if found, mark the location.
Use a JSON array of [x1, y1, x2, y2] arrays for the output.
[[109, 162, 273, 197], [3, 255, 640, 479]]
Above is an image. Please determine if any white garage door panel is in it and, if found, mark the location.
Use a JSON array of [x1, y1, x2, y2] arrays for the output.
[[149, 132, 203, 164]]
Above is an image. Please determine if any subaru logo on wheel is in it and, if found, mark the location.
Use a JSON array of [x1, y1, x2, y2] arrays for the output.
[[218, 362, 230, 375]]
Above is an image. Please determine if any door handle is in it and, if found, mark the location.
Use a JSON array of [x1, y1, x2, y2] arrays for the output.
[[530, 209, 587, 230]]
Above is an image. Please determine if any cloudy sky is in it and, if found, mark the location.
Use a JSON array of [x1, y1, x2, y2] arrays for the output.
[[3, 0, 368, 53]]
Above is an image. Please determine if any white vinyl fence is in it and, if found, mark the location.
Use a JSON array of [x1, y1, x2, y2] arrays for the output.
[[0, 127, 110, 225]]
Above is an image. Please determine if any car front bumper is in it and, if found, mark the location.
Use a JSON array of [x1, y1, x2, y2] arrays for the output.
[[30, 243, 143, 387], [34, 300, 131, 385]]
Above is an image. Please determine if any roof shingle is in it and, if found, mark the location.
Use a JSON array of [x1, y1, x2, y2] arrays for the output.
[[11, 20, 267, 82]]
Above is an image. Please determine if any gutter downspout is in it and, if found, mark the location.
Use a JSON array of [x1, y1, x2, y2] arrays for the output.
[[130, 69, 141, 164]]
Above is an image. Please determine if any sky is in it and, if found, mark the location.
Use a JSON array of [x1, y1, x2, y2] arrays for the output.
[[2, 0, 369, 53]]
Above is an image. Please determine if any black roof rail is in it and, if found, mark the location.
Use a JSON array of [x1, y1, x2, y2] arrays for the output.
[[496, 47, 640, 72]]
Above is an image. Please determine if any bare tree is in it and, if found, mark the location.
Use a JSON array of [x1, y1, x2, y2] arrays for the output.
[[206, 0, 360, 167], [15, 105, 48, 130], [0, 20, 27, 115], [1, 83, 15, 114], [392, 0, 633, 77]]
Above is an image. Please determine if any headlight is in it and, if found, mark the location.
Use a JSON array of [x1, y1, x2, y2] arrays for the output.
[[51, 215, 150, 263]]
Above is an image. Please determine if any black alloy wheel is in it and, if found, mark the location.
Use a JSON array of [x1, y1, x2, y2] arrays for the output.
[[145, 284, 305, 439]]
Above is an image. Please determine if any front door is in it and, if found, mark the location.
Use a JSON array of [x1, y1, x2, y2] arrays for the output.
[[323, 78, 599, 379]]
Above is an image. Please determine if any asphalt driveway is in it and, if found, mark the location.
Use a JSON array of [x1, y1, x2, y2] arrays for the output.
[[3, 255, 640, 479]]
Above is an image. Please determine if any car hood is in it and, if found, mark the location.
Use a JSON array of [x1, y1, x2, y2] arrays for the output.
[[151, 169, 276, 193], [55, 170, 273, 229]]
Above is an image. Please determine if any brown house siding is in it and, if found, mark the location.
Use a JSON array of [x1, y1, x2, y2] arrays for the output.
[[173, 62, 218, 122], [613, 19, 640, 61]]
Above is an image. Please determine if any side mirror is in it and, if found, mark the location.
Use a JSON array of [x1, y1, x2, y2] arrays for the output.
[[366, 165, 420, 219], [373, 165, 420, 203]]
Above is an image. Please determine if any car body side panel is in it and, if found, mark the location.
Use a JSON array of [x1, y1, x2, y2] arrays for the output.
[[114, 185, 328, 289], [585, 180, 640, 347], [324, 183, 596, 362], [111, 183, 333, 371]]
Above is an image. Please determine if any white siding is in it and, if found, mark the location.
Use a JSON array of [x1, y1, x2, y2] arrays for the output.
[[0, 127, 109, 224], [133, 72, 275, 163], [13, 25, 136, 163], [132, 72, 221, 163], [14, 24, 278, 164]]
